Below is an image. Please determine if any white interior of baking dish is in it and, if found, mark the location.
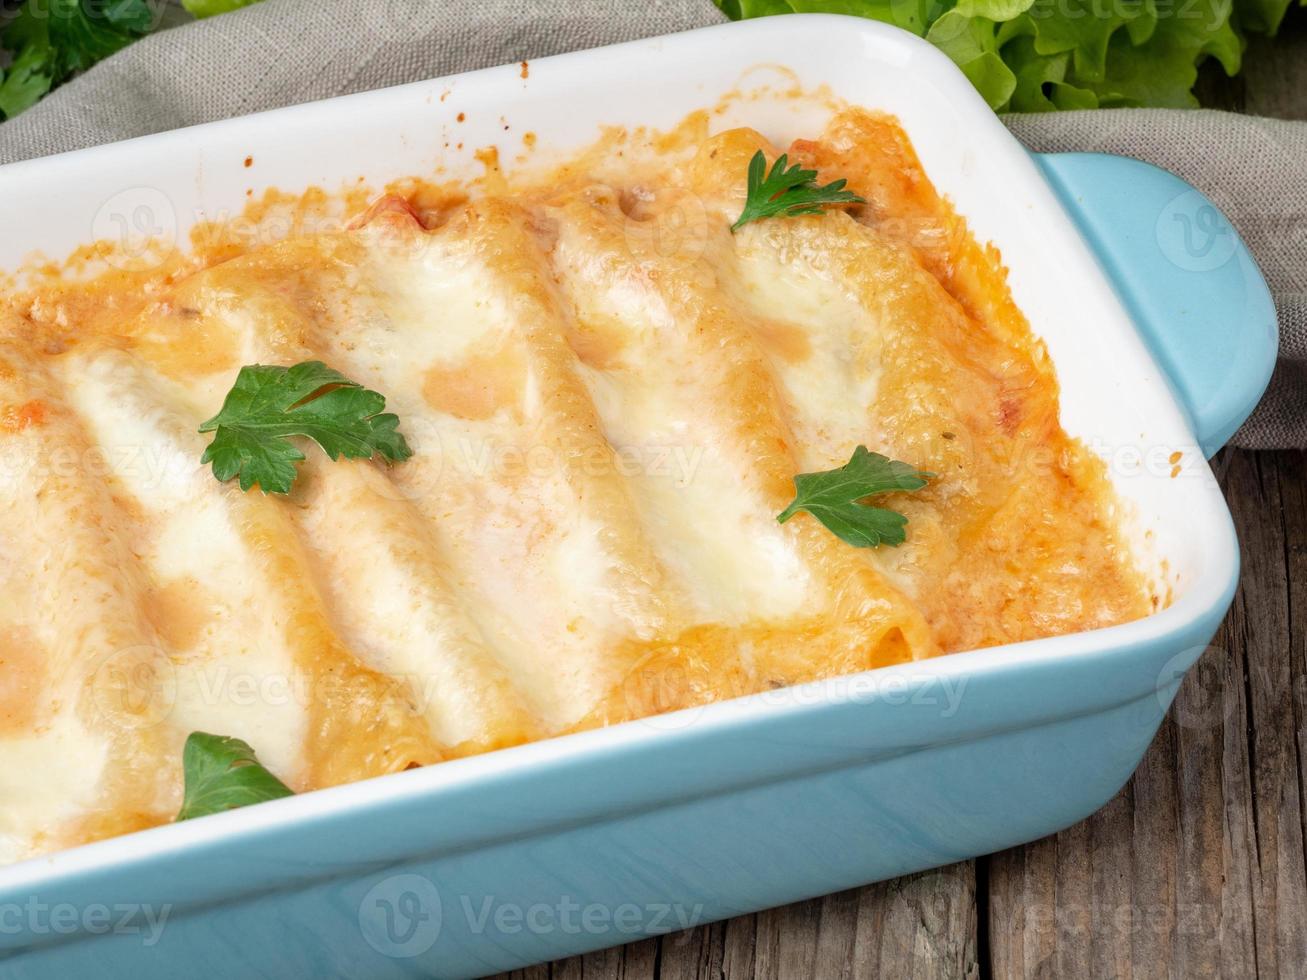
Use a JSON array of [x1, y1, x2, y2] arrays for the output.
[[0, 14, 1233, 650], [0, 15, 1242, 891]]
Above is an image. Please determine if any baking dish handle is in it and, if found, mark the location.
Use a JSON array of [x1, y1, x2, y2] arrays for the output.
[[1033, 152, 1278, 456]]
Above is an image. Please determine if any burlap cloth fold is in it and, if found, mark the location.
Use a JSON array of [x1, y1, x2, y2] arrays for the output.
[[1, 0, 1302, 447]]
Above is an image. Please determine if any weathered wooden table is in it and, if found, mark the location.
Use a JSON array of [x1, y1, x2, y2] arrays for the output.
[[500, 17, 1307, 977]]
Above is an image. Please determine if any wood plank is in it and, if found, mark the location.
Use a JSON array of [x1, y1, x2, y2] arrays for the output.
[[656, 919, 730, 980], [491, 866, 979, 979], [985, 450, 1307, 979], [498, 938, 659, 979], [858, 868, 980, 979], [697, 867, 979, 979], [1284, 454, 1307, 980], [1197, 7, 1307, 119], [1234, 453, 1307, 976]]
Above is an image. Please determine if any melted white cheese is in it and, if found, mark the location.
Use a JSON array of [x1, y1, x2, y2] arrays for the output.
[[730, 234, 884, 470], [58, 349, 307, 782], [0, 710, 108, 865]]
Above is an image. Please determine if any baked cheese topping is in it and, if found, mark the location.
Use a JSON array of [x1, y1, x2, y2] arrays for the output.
[[0, 108, 1150, 862]]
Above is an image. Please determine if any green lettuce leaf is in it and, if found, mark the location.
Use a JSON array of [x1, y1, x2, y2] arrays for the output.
[[1025, 0, 1157, 82], [714, 0, 1297, 111], [181, 0, 264, 19], [1086, 0, 1244, 106], [1004, 37, 1088, 111], [954, 0, 1034, 20], [926, 12, 1017, 109]]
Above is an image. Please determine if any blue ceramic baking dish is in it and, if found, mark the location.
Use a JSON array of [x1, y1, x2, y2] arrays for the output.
[[0, 15, 1277, 978]]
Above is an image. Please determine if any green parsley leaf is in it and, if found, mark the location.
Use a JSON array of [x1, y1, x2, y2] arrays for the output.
[[0, 1, 164, 121], [0, 6, 55, 120], [176, 732, 293, 822], [54, 0, 157, 74], [0, 1, 158, 120], [0, 1, 264, 120], [0, 30, 54, 120], [199, 361, 413, 495], [731, 151, 865, 232], [777, 445, 932, 549]]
